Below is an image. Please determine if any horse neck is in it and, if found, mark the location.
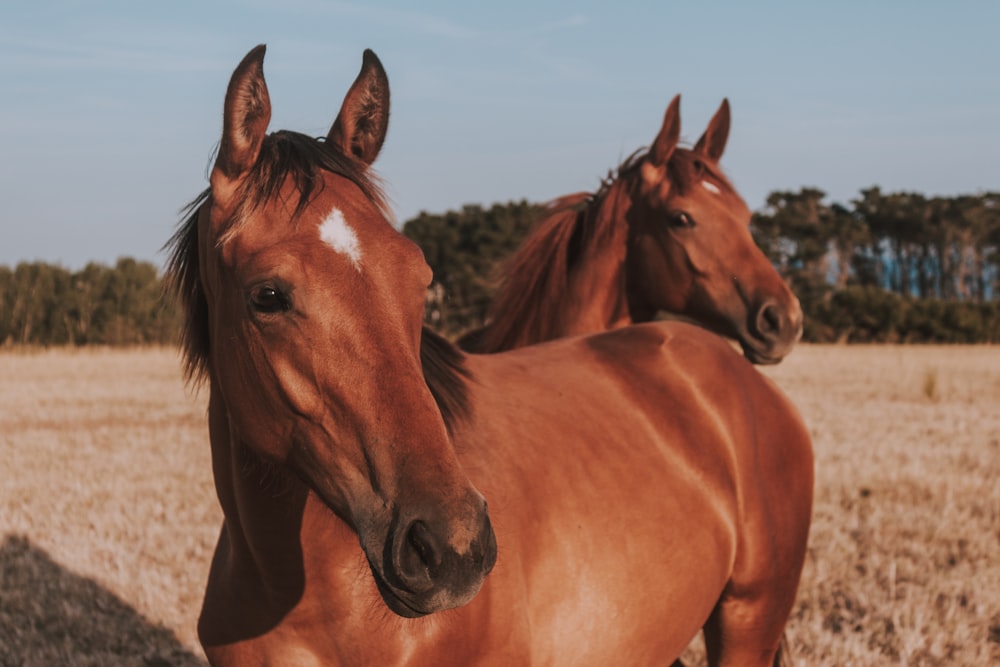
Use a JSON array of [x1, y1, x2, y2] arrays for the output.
[[478, 185, 632, 352], [202, 378, 355, 618]]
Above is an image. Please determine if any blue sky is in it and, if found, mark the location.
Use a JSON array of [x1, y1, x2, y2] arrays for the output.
[[2, 1, 997, 269]]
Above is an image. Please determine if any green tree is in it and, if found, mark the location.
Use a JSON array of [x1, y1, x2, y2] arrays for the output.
[[2, 262, 73, 344], [827, 202, 871, 290], [95, 258, 176, 345], [752, 188, 833, 293]]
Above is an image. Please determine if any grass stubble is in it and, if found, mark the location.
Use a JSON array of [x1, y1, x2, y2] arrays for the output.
[[1, 345, 998, 665], [0, 348, 216, 666]]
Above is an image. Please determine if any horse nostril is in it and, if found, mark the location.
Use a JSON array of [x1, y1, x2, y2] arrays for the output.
[[388, 518, 440, 594], [756, 302, 783, 338], [479, 515, 498, 575], [407, 520, 442, 570]]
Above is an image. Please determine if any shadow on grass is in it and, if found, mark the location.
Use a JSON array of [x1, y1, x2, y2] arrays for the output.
[[0, 534, 206, 666]]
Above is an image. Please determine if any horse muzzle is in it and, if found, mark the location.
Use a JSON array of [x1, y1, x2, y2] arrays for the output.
[[371, 500, 497, 617], [741, 296, 804, 364]]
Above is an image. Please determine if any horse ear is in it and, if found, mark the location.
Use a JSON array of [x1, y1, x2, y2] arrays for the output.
[[211, 45, 271, 198], [649, 94, 681, 166], [328, 49, 390, 165], [694, 98, 730, 162]]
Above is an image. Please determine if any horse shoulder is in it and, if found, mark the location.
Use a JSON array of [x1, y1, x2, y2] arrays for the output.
[[624, 321, 814, 614], [581, 320, 812, 499]]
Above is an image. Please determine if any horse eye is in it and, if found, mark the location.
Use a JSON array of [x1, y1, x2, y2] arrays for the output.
[[670, 211, 696, 228], [249, 285, 292, 314]]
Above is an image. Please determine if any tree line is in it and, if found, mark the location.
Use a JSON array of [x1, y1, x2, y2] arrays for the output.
[[1, 188, 997, 347], [0, 258, 179, 346]]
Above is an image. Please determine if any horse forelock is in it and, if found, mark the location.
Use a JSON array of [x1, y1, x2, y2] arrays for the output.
[[221, 131, 392, 246], [665, 147, 734, 199], [165, 131, 390, 385]]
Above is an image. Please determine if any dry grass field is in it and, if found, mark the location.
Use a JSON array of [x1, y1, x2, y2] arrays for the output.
[[1, 344, 998, 665]]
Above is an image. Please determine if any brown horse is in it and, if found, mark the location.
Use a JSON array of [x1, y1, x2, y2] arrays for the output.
[[168, 45, 813, 666], [459, 97, 802, 364]]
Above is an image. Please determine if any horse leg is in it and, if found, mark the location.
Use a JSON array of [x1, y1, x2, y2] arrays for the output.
[[700, 390, 812, 667], [701, 584, 796, 667]]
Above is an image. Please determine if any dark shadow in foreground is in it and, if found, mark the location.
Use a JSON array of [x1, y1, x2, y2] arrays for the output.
[[0, 534, 206, 666]]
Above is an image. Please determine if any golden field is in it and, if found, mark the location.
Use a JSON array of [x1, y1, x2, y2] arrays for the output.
[[1, 345, 998, 665]]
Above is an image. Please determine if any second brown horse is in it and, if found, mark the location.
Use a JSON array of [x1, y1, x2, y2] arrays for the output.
[[461, 96, 802, 364]]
